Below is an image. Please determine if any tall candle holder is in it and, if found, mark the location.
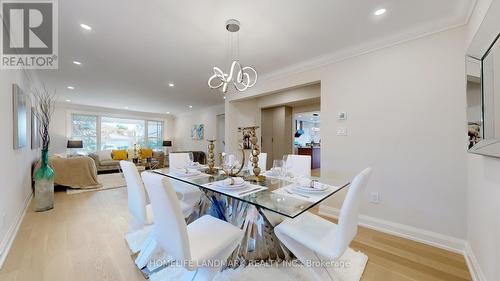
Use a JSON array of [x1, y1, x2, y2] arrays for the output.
[[206, 139, 217, 174], [240, 126, 265, 182]]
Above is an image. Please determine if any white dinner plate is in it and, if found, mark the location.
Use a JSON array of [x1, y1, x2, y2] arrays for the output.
[[215, 182, 247, 190], [294, 184, 329, 193], [172, 170, 201, 177]]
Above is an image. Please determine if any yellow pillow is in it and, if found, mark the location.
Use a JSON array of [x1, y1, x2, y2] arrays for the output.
[[112, 150, 128, 160], [139, 148, 153, 159]]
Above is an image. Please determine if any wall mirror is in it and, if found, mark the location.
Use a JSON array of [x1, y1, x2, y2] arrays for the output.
[[466, 2, 500, 158]]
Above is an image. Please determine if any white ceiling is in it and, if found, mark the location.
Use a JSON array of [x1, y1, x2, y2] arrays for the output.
[[37, 0, 473, 115], [295, 112, 321, 123]]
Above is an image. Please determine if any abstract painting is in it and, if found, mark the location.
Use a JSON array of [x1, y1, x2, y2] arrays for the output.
[[13, 84, 28, 149], [191, 124, 204, 140]]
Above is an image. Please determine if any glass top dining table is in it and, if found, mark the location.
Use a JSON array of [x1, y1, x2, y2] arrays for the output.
[[152, 168, 350, 219]]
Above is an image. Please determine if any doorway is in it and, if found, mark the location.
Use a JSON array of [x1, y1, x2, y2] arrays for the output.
[[293, 112, 321, 171], [216, 114, 225, 155]]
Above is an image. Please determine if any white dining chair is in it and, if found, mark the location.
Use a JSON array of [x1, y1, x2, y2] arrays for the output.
[[168, 152, 203, 210], [274, 168, 372, 281], [140, 172, 243, 280], [286, 154, 311, 177], [120, 160, 153, 232], [169, 152, 191, 169], [121, 161, 194, 256], [247, 152, 267, 174]]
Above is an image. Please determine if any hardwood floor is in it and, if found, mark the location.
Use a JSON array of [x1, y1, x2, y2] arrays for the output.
[[0, 187, 471, 281]]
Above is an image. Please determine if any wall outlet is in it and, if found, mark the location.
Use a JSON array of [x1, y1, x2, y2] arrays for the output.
[[370, 192, 380, 204], [336, 128, 347, 136]]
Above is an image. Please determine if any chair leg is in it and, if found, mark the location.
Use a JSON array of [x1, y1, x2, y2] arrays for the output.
[[135, 231, 158, 269], [275, 230, 339, 281]]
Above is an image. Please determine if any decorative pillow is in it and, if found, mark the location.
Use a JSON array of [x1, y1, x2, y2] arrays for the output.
[[112, 150, 128, 160], [127, 149, 135, 160], [98, 150, 112, 161], [139, 148, 153, 159]]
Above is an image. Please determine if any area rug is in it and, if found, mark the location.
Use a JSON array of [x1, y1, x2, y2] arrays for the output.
[[149, 247, 368, 281], [66, 173, 126, 194]]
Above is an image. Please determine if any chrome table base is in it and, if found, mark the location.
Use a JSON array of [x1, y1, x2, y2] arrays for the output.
[[186, 190, 294, 267]]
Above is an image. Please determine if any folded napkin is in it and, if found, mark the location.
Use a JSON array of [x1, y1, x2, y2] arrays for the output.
[[188, 161, 200, 166], [296, 178, 324, 189], [222, 177, 245, 186], [173, 168, 198, 174]]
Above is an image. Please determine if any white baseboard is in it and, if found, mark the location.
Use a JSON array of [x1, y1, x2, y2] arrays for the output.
[[464, 243, 487, 281], [0, 192, 33, 269], [319, 205, 466, 254]]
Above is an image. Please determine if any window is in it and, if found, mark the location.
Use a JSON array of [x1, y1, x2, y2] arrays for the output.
[[70, 115, 164, 152], [147, 120, 164, 150], [101, 117, 145, 150], [71, 114, 97, 152]]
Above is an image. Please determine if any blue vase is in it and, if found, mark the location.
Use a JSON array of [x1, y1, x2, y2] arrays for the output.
[[34, 149, 54, 211]]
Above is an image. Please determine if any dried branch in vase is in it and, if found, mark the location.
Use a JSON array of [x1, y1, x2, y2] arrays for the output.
[[32, 84, 57, 150]]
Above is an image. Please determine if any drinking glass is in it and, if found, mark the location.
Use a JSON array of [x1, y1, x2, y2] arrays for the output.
[[272, 160, 283, 176], [284, 155, 294, 178], [282, 155, 289, 176], [224, 154, 236, 173]]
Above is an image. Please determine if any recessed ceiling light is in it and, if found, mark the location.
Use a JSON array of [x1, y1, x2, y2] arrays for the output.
[[80, 23, 92, 31], [124, 106, 129, 109], [298, 115, 302, 118], [168, 83, 174, 87], [223, 96, 226, 100], [188, 105, 193, 109], [73, 60, 82, 65], [166, 112, 170, 114], [65, 99, 71, 102], [374, 8, 386, 16], [67, 86, 75, 90]]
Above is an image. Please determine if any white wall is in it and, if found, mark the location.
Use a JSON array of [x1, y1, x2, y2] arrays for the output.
[[465, 1, 500, 280], [173, 104, 225, 154], [227, 27, 469, 243], [321, 27, 467, 239], [49, 103, 174, 155], [225, 99, 260, 154], [0, 70, 40, 266]]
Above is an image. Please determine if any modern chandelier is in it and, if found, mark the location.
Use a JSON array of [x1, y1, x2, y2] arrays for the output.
[[208, 19, 258, 93]]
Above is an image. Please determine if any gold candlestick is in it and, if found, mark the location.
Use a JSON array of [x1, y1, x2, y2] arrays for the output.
[[206, 139, 217, 174], [240, 126, 265, 182]]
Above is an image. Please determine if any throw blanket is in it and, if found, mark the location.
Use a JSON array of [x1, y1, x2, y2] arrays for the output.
[[34, 156, 102, 189]]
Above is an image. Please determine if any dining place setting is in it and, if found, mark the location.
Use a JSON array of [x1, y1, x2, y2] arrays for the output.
[[162, 149, 344, 208]]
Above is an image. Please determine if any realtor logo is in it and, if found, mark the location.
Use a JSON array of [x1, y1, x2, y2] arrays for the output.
[[1, 0, 58, 69]]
